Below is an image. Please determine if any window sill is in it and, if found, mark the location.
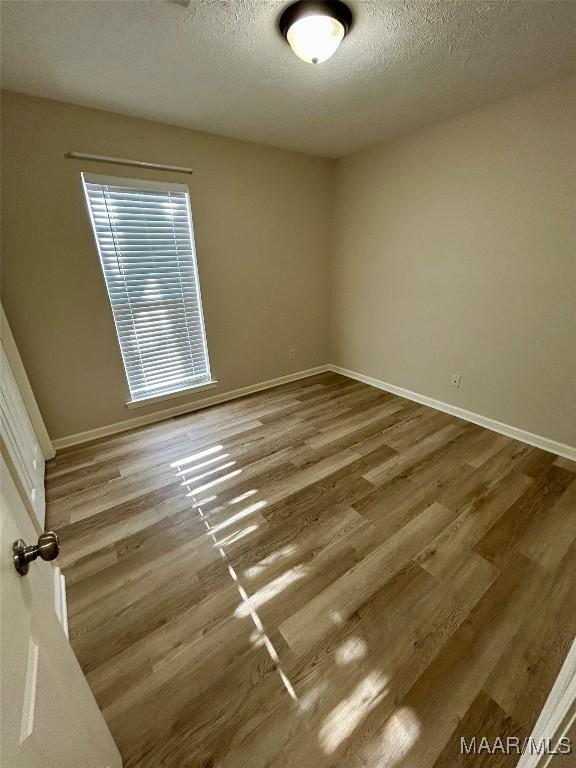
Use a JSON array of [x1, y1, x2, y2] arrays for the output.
[[126, 380, 219, 410]]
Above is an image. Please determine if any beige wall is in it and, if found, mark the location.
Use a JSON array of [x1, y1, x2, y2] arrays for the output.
[[3, 79, 575, 448], [332, 77, 576, 447], [1, 91, 333, 440]]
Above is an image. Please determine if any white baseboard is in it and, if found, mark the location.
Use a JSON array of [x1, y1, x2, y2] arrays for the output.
[[51, 362, 576, 461], [330, 365, 576, 461], [52, 365, 331, 451]]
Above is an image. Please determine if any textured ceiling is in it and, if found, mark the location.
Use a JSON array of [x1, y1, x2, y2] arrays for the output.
[[2, 0, 576, 157]]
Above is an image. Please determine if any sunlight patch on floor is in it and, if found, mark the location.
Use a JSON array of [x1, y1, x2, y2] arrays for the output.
[[368, 707, 421, 767], [171, 452, 301, 707], [335, 637, 368, 666], [234, 565, 307, 617], [319, 671, 388, 754], [170, 444, 223, 468], [180, 460, 236, 487], [299, 680, 330, 713], [229, 489, 258, 505], [244, 545, 297, 579], [186, 468, 242, 496], [209, 500, 267, 535], [191, 494, 217, 507], [213, 524, 259, 548], [177, 452, 230, 477]]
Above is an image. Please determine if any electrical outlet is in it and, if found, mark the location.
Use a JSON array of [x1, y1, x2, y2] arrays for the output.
[[451, 374, 462, 388], [289, 349, 296, 360]]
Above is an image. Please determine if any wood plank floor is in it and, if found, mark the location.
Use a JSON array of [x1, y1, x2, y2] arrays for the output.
[[46, 372, 576, 768]]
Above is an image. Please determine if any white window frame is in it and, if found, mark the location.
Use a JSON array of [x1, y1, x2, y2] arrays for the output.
[[82, 173, 216, 408]]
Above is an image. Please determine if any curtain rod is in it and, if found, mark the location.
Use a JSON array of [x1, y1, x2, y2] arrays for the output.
[[65, 152, 193, 175]]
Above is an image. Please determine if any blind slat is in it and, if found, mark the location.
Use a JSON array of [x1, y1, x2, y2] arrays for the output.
[[83, 174, 211, 401]]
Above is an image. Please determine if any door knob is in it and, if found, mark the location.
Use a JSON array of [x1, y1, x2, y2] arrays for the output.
[[12, 531, 60, 576]]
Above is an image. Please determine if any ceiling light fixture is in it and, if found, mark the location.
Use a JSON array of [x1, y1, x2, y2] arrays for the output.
[[279, 0, 353, 65]]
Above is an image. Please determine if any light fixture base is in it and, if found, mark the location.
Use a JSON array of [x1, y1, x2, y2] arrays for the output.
[[279, 1, 353, 38]]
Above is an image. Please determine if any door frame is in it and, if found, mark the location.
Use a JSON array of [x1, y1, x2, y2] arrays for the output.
[[516, 639, 576, 767]]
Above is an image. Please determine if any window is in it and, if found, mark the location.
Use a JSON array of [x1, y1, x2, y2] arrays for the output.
[[82, 174, 212, 405]]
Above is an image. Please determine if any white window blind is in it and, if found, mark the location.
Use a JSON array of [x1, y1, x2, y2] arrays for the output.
[[82, 173, 212, 403]]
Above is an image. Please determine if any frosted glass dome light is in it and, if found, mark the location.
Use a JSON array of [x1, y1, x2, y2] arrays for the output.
[[279, 1, 352, 65]]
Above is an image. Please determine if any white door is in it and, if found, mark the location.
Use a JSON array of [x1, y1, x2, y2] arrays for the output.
[[0, 343, 46, 529], [0, 454, 123, 768]]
